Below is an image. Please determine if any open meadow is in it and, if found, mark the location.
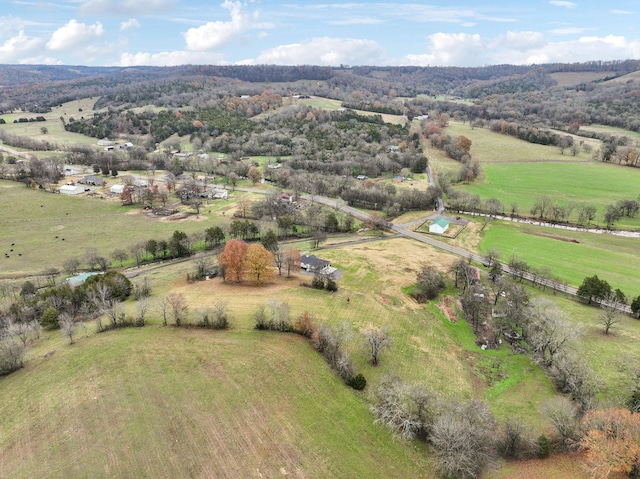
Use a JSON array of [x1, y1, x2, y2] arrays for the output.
[[0, 98, 104, 148], [461, 161, 640, 227], [479, 220, 640, 298], [0, 325, 432, 479], [0, 179, 262, 278]]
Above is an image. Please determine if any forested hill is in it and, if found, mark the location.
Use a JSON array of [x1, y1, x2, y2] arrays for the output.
[[2, 60, 640, 131]]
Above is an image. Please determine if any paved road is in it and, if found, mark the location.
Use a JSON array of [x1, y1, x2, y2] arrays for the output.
[[227, 186, 634, 313]]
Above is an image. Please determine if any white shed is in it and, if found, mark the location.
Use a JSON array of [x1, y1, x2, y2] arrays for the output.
[[110, 184, 125, 195], [429, 217, 449, 235], [59, 184, 84, 195]]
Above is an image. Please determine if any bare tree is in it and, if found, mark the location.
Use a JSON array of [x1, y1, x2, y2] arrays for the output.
[[63, 257, 81, 276], [431, 399, 497, 479], [135, 298, 149, 327], [370, 374, 440, 441], [42, 266, 60, 286], [416, 264, 445, 300], [166, 292, 188, 326], [599, 294, 623, 335], [111, 248, 128, 267], [58, 313, 76, 344], [526, 298, 579, 367], [361, 324, 392, 365], [160, 296, 169, 326], [542, 397, 581, 451], [8, 319, 40, 347], [193, 252, 211, 279], [484, 247, 502, 267]]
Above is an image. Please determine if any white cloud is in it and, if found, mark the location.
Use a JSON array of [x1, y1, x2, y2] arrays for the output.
[[403, 31, 640, 67], [549, 1, 577, 8], [494, 31, 546, 50], [120, 18, 140, 31], [118, 50, 227, 66], [242, 37, 385, 66], [611, 9, 635, 15], [328, 17, 384, 26], [46, 19, 104, 51], [0, 30, 45, 63], [405, 33, 485, 66], [550, 27, 587, 35], [183, 0, 269, 51], [79, 0, 175, 16]]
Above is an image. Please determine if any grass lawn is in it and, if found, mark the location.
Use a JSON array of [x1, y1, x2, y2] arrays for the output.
[[0, 326, 431, 479], [479, 220, 640, 297], [460, 162, 640, 228]]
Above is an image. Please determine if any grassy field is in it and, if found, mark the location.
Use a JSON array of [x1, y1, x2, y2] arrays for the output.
[[479, 220, 640, 297], [297, 96, 408, 125], [460, 162, 640, 227], [0, 98, 103, 147], [421, 120, 599, 180], [579, 123, 640, 142], [440, 121, 596, 165], [0, 180, 261, 277], [0, 326, 431, 478]]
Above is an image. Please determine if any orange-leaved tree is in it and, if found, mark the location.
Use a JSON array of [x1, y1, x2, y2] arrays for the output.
[[244, 244, 275, 284], [581, 407, 640, 478], [218, 239, 248, 282]]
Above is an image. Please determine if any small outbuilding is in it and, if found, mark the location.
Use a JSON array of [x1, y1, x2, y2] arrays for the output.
[[59, 184, 84, 195], [429, 217, 449, 235], [110, 184, 125, 195]]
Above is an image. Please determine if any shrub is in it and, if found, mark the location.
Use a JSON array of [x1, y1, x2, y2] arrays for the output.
[[294, 311, 315, 337], [326, 279, 338, 292], [40, 307, 60, 329], [537, 434, 551, 458], [348, 373, 367, 390], [497, 420, 536, 460], [311, 275, 325, 289], [0, 338, 26, 375]]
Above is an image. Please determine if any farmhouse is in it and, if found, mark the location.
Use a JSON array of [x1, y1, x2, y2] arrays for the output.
[[429, 217, 449, 235], [79, 175, 105, 186], [300, 254, 330, 273], [59, 184, 84, 195]]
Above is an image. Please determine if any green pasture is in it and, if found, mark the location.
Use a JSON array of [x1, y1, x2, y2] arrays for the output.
[[580, 123, 640, 142], [0, 326, 430, 479], [480, 221, 640, 298], [297, 96, 407, 125], [0, 98, 102, 147], [461, 162, 640, 227], [551, 294, 640, 405], [0, 180, 260, 277], [443, 121, 595, 165]]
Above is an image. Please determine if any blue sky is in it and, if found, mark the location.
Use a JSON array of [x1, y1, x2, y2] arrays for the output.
[[2, 0, 640, 67]]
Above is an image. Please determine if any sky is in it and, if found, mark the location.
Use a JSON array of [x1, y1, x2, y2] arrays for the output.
[[2, 0, 640, 67]]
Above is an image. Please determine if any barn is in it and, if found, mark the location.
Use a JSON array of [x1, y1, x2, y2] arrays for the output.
[[59, 184, 84, 195]]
